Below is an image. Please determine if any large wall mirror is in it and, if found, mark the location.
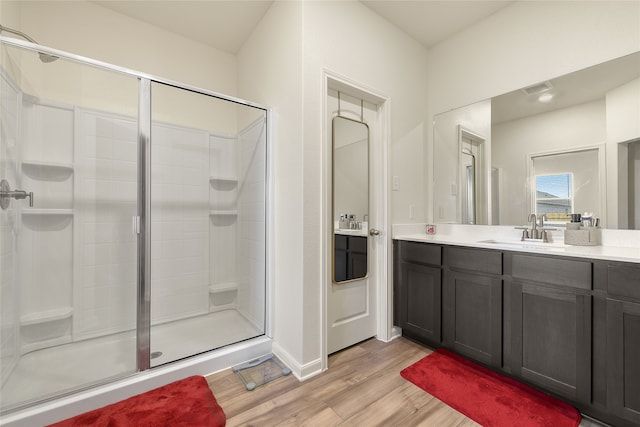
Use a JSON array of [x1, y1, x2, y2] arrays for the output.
[[433, 51, 640, 229], [332, 115, 369, 283]]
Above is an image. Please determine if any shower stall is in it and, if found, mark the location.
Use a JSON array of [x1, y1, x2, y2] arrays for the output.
[[0, 36, 269, 418]]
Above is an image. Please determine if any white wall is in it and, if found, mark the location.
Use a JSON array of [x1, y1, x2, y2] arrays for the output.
[[302, 0, 428, 372], [237, 1, 306, 370], [630, 140, 640, 228], [427, 1, 640, 223], [239, 0, 428, 376], [1, 2, 239, 134], [607, 77, 640, 144], [9, 1, 237, 95], [606, 77, 640, 227]]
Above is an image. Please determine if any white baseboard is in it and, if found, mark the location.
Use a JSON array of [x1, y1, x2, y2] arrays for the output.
[[272, 341, 323, 381]]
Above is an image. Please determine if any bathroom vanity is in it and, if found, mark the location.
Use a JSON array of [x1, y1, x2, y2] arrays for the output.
[[393, 230, 640, 427]]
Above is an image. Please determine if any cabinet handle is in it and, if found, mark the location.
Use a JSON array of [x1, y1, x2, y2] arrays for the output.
[[369, 228, 380, 236]]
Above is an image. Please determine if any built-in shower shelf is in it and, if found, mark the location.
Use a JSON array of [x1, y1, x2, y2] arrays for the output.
[[209, 175, 237, 184], [209, 282, 238, 293], [22, 160, 74, 173], [210, 210, 238, 216], [22, 209, 74, 216], [20, 307, 73, 326]]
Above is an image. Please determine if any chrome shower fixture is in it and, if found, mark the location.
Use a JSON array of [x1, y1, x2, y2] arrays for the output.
[[0, 24, 58, 63]]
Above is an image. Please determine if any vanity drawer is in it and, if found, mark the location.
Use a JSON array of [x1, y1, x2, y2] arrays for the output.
[[399, 241, 441, 266], [511, 254, 591, 290], [444, 246, 502, 275], [608, 264, 640, 300]]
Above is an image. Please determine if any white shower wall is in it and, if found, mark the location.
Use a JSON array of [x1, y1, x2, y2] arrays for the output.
[[151, 123, 210, 324], [10, 95, 265, 353], [74, 109, 137, 340]]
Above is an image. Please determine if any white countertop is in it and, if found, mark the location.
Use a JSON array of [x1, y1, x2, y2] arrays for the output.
[[335, 228, 368, 237], [392, 224, 640, 264], [334, 221, 368, 237]]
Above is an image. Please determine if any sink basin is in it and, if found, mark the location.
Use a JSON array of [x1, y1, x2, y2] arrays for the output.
[[477, 239, 565, 249]]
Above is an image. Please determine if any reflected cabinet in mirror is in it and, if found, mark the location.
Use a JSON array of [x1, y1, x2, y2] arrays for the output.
[[333, 115, 369, 283], [433, 51, 640, 229]]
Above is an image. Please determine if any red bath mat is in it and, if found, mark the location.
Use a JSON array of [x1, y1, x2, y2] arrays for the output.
[[400, 348, 581, 427], [48, 375, 225, 427]]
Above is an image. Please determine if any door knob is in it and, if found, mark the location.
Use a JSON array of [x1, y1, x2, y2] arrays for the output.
[[369, 228, 380, 236], [1, 179, 34, 210]]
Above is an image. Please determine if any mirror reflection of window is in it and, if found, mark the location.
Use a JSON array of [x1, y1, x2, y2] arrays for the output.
[[530, 149, 600, 226], [535, 173, 573, 223]]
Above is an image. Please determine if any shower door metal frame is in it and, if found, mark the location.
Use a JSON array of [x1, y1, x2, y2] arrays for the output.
[[1, 35, 271, 380], [137, 78, 152, 371]]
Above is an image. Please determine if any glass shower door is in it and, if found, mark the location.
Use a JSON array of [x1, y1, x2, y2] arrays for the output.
[[0, 40, 140, 411], [148, 82, 266, 366]]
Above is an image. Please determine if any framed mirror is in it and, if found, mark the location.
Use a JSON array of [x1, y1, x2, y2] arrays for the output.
[[433, 51, 640, 229], [332, 115, 369, 283]]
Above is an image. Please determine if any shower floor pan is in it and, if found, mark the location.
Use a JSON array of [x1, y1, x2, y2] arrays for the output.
[[1, 309, 261, 409]]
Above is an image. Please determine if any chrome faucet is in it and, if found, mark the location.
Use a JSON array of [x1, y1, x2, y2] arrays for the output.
[[538, 214, 548, 228], [528, 213, 538, 239], [515, 213, 555, 242]]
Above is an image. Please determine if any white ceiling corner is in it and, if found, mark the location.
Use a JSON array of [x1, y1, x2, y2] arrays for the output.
[[92, 0, 274, 54], [92, 1, 515, 54], [360, 1, 514, 48]]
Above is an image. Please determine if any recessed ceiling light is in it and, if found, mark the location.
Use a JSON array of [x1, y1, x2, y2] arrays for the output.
[[538, 93, 554, 103]]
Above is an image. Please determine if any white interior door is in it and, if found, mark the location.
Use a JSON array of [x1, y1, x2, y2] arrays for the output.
[[327, 90, 380, 355], [327, 233, 378, 354]]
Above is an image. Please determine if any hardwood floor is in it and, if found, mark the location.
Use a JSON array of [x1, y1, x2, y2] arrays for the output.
[[206, 337, 480, 426]]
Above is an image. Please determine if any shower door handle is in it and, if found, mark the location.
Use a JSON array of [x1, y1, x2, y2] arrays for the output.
[[1, 179, 34, 210]]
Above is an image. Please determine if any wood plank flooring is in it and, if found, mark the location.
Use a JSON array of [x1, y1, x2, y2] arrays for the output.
[[206, 337, 480, 426]]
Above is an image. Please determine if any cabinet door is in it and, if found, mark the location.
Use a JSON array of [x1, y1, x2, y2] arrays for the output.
[[399, 261, 441, 345], [347, 236, 368, 280], [443, 270, 502, 367], [511, 282, 591, 403], [607, 298, 640, 424]]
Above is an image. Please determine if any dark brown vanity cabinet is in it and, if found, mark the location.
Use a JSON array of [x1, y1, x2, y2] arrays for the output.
[[606, 264, 640, 425], [334, 234, 367, 282], [442, 247, 503, 368], [394, 241, 442, 346], [506, 253, 592, 404], [393, 239, 640, 427]]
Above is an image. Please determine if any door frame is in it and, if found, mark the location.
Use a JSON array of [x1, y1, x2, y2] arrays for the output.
[[322, 70, 391, 370]]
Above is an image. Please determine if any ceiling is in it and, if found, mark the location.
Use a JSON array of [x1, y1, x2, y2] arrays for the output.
[[93, 0, 514, 54], [92, 1, 638, 123], [491, 51, 640, 124]]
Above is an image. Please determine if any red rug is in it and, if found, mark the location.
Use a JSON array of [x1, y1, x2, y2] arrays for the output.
[[48, 376, 226, 427], [400, 349, 581, 427]]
